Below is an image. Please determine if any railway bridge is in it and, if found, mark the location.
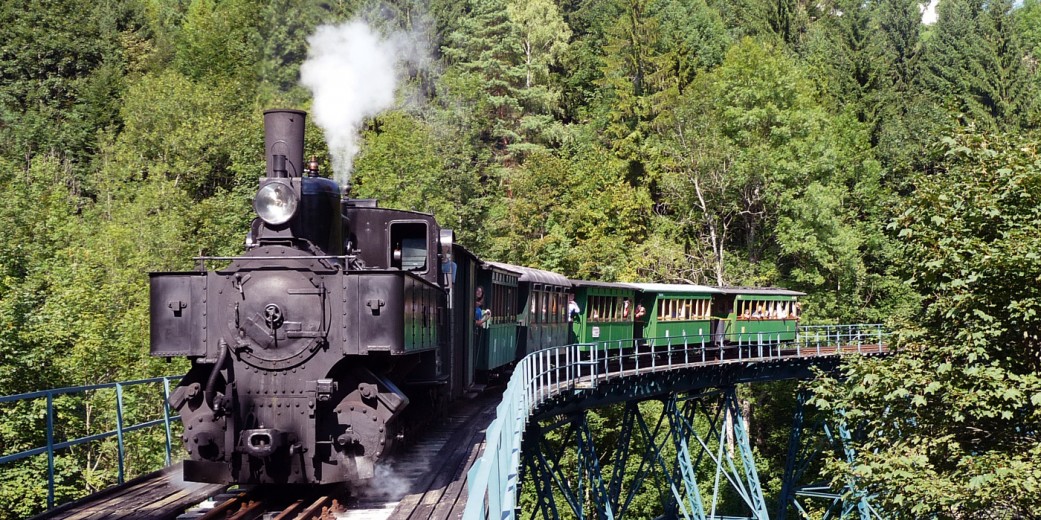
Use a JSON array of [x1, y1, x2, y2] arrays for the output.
[[1, 324, 890, 520], [463, 324, 891, 520]]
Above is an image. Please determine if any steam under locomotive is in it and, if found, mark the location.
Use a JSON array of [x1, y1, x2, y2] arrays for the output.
[[150, 109, 804, 486]]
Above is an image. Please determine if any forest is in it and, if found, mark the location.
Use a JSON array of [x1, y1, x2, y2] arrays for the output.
[[0, 0, 1040, 517]]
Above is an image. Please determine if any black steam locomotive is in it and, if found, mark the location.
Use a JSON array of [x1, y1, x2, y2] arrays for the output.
[[150, 110, 475, 484]]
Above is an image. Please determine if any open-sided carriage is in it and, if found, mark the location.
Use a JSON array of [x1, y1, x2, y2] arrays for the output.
[[629, 283, 720, 348], [569, 280, 637, 350], [713, 287, 804, 344]]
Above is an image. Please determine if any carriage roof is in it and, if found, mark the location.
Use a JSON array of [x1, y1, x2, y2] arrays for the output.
[[627, 282, 721, 294], [485, 261, 570, 286]]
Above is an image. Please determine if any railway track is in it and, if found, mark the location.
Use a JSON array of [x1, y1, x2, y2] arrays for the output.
[[179, 487, 347, 520], [340, 390, 502, 519]]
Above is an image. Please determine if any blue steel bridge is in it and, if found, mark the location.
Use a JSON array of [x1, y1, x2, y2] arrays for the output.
[[1, 324, 890, 520], [463, 324, 892, 520]]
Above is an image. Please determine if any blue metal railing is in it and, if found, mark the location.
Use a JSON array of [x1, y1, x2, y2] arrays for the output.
[[463, 324, 891, 520], [0, 376, 182, 511]]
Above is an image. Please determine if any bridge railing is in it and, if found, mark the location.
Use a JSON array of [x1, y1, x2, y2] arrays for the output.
[[464, 324, 890, 520], [0, 376, 182, 513]]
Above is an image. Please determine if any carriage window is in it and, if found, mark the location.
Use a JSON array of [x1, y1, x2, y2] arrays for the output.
[[589, 295, 603, 322], [390, 222, 428, 272], [498, 287, 505, 323], [492, 284, 516, 324], [506, 286, 515, 323], [655, 298, 711, 321], [739, 299, 773, 319]]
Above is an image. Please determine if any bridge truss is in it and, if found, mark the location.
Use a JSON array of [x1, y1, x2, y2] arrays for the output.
[[464, 324, 891, 520]]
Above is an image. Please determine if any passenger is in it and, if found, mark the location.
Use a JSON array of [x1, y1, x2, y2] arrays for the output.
[[475, 287, 489, 328], [591, 309, 599, 320], [622, 298, 632, 319], [568, 295, 581, 322], [741, 307, 751, 320], [752, 305, 764, 319], [635, 304, 647, 320], [790, 302, 802, 321]]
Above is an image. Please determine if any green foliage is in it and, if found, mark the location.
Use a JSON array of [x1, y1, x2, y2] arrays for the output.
[[0, 0, 146, 165], [115, 69, 262, 199], [175, 0, 261, 84], [652, 37, 899, 324], [485, 138, 652, 280], [353, 110, 480, 229], [441, 0, 529, 158], [1017, 0, 1041, 126], [812, 128, 1041, 515]]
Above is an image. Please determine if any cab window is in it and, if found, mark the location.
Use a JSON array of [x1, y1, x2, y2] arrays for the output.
[[390, 222, 428, 272]]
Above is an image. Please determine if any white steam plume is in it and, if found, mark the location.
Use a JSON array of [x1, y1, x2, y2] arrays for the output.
[[300, 21, 403, 186]]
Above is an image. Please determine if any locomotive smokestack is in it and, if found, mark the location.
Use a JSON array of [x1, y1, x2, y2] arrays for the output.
[[264, 109, 306, 178]]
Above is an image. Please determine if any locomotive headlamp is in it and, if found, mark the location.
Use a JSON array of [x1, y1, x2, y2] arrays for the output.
[[254, 181, 298, 225]]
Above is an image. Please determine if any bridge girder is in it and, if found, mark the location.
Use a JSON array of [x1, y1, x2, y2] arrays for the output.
[[521, 387, 770, 520]]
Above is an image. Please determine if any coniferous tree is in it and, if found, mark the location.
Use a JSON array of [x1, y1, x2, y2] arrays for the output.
[[872, 0, 947, 180], [598, 0, 669, 162], [804, 0, 886, 124], [921, 0, 1031, 129], [442, 0, 526, 158], [877, 0, 922, 92], [505, 0, 571, 150]]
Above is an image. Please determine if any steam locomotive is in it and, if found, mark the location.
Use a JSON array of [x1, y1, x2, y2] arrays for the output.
[[150, 109, 803, 486]]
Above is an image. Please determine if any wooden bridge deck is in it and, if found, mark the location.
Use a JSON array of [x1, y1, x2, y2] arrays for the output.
[[32, 464, 225, 520]]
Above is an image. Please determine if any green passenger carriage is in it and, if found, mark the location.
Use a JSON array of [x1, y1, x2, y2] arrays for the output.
[[473, 263, 520, 371], [630, 283, 720, 347], [487, 262, 571, 356], [569, 280, 637, 349], [713, 287, 804, 343]]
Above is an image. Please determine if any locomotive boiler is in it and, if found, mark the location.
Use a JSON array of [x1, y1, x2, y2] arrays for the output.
[[149, 110, 456, 484]]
